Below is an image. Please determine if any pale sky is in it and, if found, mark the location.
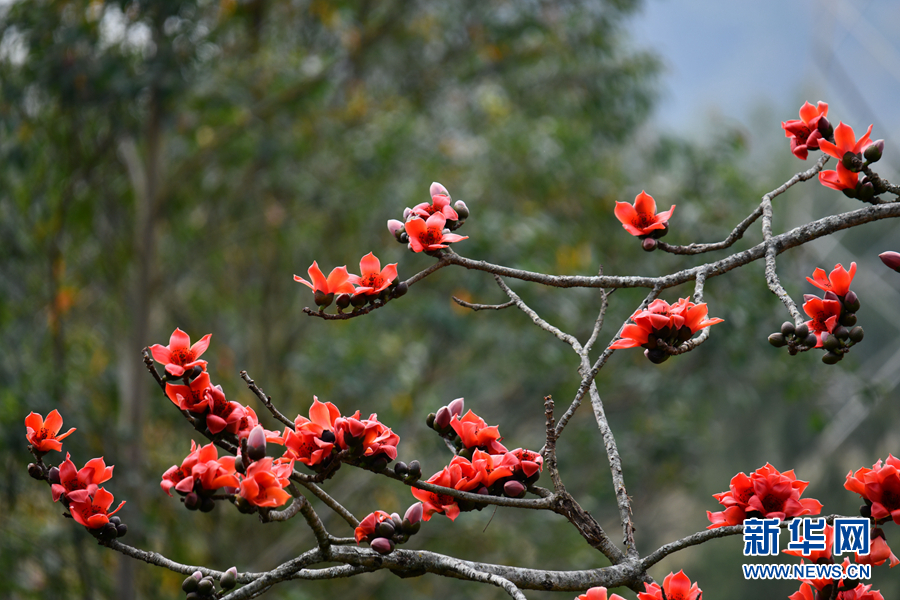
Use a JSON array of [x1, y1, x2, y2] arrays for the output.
[[629, 0, 900, 148]]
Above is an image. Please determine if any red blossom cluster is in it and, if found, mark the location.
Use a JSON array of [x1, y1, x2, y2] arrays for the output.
[[25, 411, 127, 540], [637, 570, 701, 600], [295, 252, 402, 312], [354, 502, 422, 555], [390, 182, 469, 254], [610, 298, 723, 364], [783, 101, 885, 202], [790, 577, 884, 600], [283, 397, 400, 473], [413, 399, 543, 521], [706, 463, 822, 529], [845, 455, 900, 526]]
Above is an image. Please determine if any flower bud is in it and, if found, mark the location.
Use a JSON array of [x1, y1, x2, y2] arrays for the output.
[[880, 251, 900, 273], [200, 496, 216, 513], [197, 577, 214, 594], [823, 291, 840, 302], [221, 567, 237, 590], [842, 187, 858, 199], [110, 516, 121, 525], [817, 116, 833, 139], [394, 461, 408, 477], [369, 456, 389, 473], [431, 181, 450, 198], [313, 290, 333, 309], [503, 480, 526, 498], [335, 293, 351, 311], [371, 537, 394, 554], [822, 352, 842, 365], [860, 504, 872, 519], [768, 333, 786, 348], [425, 412, 436, 429], [184, 492, 201, 511], [857, 181, 875, 202], [843, 289, 860, 311], [839, 313, 857, 327], [247, 425, 267, 462], [234, 454, 245, 475], [391, 281, 408, 298], [641, 237, 657, 252], [434, 407, 451, 431], [404, 502, 423, 525], [387, 219, 405, 239], [447, 398, 465, 417], [399, 231, 409, 244], [833, 326, 849, 341], [350, 293, 368, 307], [320, 429, 336, 444], [842, 151, 860, 171], [99, 522, 118, 540], [781, 321, 795, 336], [803, 333, 818, 348], [849, 326, 864, 343], [407, 460, 421, 481], [864, 140, 884, 163], [454, 200, 469, 220], [375, 521, 395, 539], [822, 333, 839, 352], [28, 463, 44, 480], [115, 523, 128, 538], [183, 573, 201, 592], [794, 323, 809, 339], [402, 207, 412, 220], [644, 348, 669, 364]]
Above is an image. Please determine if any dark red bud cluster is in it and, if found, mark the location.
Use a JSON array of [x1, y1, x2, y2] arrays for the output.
[[182, 566, 236, 599], [357, 504, 424, 555], [768, 322, 817, 354]]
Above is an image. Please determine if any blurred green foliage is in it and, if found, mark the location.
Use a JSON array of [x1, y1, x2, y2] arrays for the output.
[[2, 1, 899, 599]]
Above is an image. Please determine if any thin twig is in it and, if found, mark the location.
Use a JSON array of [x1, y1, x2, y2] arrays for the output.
[[240, 371, 295, 430], [295, 478, 360, 529], [541, 396, 564, 492], [493, 275, 583, 352], [452, 297, 516, 311]]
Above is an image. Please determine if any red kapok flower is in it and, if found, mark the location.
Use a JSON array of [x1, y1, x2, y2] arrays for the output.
[[789, 581, 885, 600], [294, 262, 355, 295], [450, 410, 508, 455], [576, 587, 627, 600], [283, 397, 341, 467], [52, 453, 115, 504], [354, 509, 392, 543], [203, 385, 247, 435], [507, 448, 544, 480], [238, 457, 293, 507], [411, 456, 483, 521], [802, 296, 842, 347], [471, 449, 514, 488], [68, 487, 125, 529], [707, 464, 822, 528], [161, 441, 239, 496], [856, 533, 900, 568], [818, 122, 874, 191], [637, 570, 701, 600], [807, 262, 856, 296], [844, 455, 900, 525], [610, 298, 722, 358], [25, 410, 76, 453], [348, 252, 398, 296], [782, 101, 829, 160], [404, 213, 468, 253], [165, 371, 213, 413], [149, 328, 211, 377], [411, 182, 459, 221], [614, 191, 675, 238]]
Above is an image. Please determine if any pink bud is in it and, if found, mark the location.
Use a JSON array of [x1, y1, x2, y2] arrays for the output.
[[447, 398, 465, 417], [247, 425, 267, 461], [402, 207, 412, 220], [503, 480, 525, 498], [370, 537, 394, 554], [430, 181, 450, 198], [387, 219, 404, 237], [434, 407, 451, 430], [880, 251, 900, 273], [404, 502, 423, 525]]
